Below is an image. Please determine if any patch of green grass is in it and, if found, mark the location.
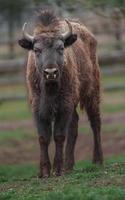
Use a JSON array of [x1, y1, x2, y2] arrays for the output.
[[0, 164, 37, 183], [0, 158, 125, 200], [101, 90, 125, 114], [0, 129, 35, 143], [79, 121, 125, 135], [102, 103, 125, 114], [0, 84, 26, 96], [79, 124, 90, 134], [102, 123, 125, 134], [102, 74, 125, 87], [105, 155, 125, 165], [0, 100, 31, 121]]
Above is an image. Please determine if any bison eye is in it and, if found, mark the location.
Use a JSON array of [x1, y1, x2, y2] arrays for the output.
[[60, 47, 64, 51], [34, 48, 42, 56], [56, 46, 64, 55]]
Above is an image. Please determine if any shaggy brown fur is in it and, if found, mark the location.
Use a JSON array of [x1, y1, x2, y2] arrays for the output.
[[20, 10, 103, 178]]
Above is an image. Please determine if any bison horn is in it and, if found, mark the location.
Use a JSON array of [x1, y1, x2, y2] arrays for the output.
[[62, 19, 72, 40], [22, 22, 34, 42]]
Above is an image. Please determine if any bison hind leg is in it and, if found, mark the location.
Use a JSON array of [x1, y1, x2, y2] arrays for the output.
[[84, 93, 103, 164], [65, 109, 79, 172]]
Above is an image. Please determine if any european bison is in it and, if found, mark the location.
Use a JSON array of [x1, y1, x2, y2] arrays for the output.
[[18, 10, 103, 178]]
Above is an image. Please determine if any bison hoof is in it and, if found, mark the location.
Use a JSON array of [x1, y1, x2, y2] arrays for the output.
[[64, 161, 74, 173], [38, 173, 50, 179], [92, 157, 103, 165], [53, 166, 63, 176], [65, 166, 73, 173], [38, 166, 51, 179], [54, 170, 63, 176]]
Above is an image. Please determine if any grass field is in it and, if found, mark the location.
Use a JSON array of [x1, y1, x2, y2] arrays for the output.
[[0, 158, 125, 200], [0, 68, 125, 199]]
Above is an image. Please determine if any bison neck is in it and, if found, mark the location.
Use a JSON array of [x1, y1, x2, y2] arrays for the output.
[[40, 81, 60, 121], [43, 81, 60, 97], [39, 73, 72, 121]]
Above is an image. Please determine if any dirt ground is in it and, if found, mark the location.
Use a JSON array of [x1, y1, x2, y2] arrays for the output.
[[0, 113, 125, 165]]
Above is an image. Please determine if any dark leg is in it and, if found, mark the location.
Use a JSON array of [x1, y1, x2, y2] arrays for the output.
[[34, 112, 52, 178], [53, 110, 72, 176], [65, 109, 79, 171], [39, 136, 51, 178], [53, 135, 65, 176], [84, 95, 103, 164]]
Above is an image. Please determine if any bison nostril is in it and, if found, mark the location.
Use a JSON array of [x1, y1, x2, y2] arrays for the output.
[[44, 68, 59, 80], [53, 70, 58, 78], [54, 69, 58, 74]]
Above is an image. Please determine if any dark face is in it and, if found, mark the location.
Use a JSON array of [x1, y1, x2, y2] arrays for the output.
[[19, 33, 77, 82], [33, 35, 64, 82]]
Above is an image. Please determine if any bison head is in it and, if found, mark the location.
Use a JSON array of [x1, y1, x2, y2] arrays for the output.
[[18, 20, 77, 83]]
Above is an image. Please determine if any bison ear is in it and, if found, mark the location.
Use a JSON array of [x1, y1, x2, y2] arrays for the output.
[[64, 34, 77, 48], [18, 38, 33, 50]]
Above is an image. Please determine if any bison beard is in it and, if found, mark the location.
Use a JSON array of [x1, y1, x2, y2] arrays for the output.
[[44, 81, 60, 96], [18, 10, 103, 178]]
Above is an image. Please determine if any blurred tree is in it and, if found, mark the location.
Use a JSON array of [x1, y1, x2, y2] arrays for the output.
[[85, 0, 125, 9], [111, 8, 123, 50], [33, 0, 78, 16], [33, 0, 63, 15], [84, 0, 125, 51], [0, 0, 29, 58]]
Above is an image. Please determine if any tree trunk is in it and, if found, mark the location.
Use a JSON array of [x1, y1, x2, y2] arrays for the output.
[[112, 8, 123, 51], [8, 20, 15, 59]]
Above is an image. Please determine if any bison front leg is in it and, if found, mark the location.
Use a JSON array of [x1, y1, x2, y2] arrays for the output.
[[34, 113, 52, 178], [53, 111, 72, 176], [53, 135, 65, 176], [65, 109, 79, 172], [39, 136, 51, 178]]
